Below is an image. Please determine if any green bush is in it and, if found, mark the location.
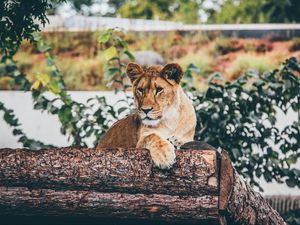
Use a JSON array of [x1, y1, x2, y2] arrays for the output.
[[192, 58, 300, 189]]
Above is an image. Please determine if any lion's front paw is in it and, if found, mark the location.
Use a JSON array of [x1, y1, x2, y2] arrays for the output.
[[149, 141, 176, 169]]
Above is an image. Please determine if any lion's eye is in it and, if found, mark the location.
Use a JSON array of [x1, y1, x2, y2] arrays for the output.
[[155, 87, 163, 94], [137, 88, 144, 93]]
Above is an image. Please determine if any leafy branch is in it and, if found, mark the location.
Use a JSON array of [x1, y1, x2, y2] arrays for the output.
[[193, 57, 300, 189]]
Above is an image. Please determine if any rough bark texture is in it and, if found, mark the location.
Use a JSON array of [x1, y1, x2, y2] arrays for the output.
[[0, 148, 218, 196], [0, 145, 287, 224], [0, 187, 218, 223], [0, 147, 219, 224], [219, 150, 234, 211], [226, 169, 287, 225]]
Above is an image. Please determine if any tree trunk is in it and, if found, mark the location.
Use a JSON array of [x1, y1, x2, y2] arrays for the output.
[[0, 144, 287, 224]]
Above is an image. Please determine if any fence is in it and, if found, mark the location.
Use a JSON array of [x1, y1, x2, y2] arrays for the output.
[[266, 195, 300, 215], [41, 16, 300, 38]]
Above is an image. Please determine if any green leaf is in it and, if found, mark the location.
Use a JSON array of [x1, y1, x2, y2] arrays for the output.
[[263, 171, 273, 182], [120, 40, 128, 49], [32, 32, 42, 42], [117, 107, 129, 115], [31, 80, 41, 90], [104, 46, 117, 61], [187, 63, 200, 73], [207, 72, 224, 84], [98, 32, 111, 43], [48, 80, 61, 94], [286, 178, 296, 187], [124, 50, 135, 61], [58, 106, 72, 124], [37, 73, 50, 86], [38, 44, 51, 53], [29, 142, 42, 150], [13, 129, 23, 135], [46, 57, 55, 66]]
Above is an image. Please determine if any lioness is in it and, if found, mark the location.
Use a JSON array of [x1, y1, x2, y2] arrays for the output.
[[97, 63, 196, 169]]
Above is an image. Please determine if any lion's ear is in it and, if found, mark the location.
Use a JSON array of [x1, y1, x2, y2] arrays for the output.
[[126, 63, 144, 83], [160, 63, 183, 84]]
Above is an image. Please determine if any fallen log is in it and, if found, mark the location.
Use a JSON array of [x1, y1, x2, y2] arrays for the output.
[[0, 142, 286, 224]]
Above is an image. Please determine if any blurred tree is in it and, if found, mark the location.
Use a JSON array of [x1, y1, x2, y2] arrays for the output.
[[50, 0, 200, 23], [207, 0, 300, 24], [48, 0, 117, 16], [207, 0, 266, 24], [262, 0, 300, 23], [173, 0, 200, 24], [117, 1, 167, 20], [117, 0, 199, 23]]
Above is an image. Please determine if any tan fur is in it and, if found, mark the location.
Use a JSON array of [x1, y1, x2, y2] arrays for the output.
[[97, 114, 141, 148], [97, 63, 196, 169]]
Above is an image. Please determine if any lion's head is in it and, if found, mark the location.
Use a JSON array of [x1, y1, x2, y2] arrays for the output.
[[126, 63, 184, 127]]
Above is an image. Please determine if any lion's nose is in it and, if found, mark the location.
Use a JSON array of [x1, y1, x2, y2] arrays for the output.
[[141, 107, 153, 114]]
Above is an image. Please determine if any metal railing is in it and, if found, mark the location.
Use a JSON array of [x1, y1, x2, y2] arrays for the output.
[[42, 16, 300, 33], [266, 195, 300, 215]]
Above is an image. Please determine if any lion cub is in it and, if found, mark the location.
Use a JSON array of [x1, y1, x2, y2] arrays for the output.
[[97, 63, 196, 169]]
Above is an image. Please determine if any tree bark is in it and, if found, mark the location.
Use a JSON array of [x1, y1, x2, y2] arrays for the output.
[[0, 187, 218, 223], [0, 145, 287, 224], [219, 150, 287, 225], [0, 147, 218, 196], [0, 147, 219, 224], [226, 169, 287, 225]]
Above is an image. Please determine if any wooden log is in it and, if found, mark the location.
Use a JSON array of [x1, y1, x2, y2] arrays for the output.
[[0, 187, 218, 223], [219, 150, 287, 225], [226, 170, 287, 225], [0, 147, 219, 223], [0, 145, 287, 224], [0, 148, 218, 196]]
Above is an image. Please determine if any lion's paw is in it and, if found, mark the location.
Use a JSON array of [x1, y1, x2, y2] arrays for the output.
[[149, 141, 176, 169], [167, 136, 184, 149]]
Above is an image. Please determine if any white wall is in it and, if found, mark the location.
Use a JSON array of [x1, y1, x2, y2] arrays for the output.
[[0, 90, 299, 195]]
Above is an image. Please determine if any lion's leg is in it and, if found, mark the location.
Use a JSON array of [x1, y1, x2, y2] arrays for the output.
[[137, 133, 176, 169]]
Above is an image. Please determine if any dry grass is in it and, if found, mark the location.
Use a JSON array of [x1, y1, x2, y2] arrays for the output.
[[225, 52, 288, 80], [0, 31, 298, 90]]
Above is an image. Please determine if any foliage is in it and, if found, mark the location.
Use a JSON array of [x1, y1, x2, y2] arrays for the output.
[[207, 0, 266, 24], [193, 57, 300, 189], [50, 0, 200, 23], [98, 28, 136, 115], [0, 34, 117, 148], [283, 209, 300, 225], [208, 0, 300, 24], [0, 0, 64, 60], [117, 0, 200, 23], [118, 1, 165, 20], [47, 0, 300, 24], [48, 0, 115, 16], [262, 0, 300, 23], [0, 101, 54, 149]]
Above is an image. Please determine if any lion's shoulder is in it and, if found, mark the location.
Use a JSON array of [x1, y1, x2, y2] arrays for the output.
[[97, 114, 141, 149]]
